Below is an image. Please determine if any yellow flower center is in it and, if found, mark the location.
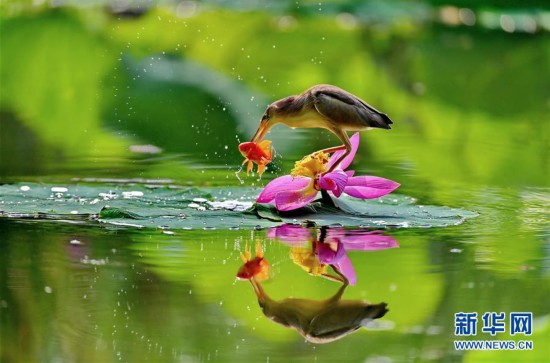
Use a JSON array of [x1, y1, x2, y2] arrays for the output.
[[290, 151, 329, 179], [289, 246, 327, 276]]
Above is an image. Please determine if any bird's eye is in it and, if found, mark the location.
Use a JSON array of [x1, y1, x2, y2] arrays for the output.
[[263, 108, 271, 120]]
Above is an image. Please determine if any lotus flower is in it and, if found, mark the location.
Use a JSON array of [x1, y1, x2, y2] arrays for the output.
[[267, 225, 398, 285], [256, 133, 399, 211]]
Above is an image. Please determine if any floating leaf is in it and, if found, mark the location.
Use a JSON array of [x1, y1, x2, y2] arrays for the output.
[[254, 194, 479, 229], [0, 183, 477, 230], [247, 204, 282, 222], [99, 206, 141, 220]]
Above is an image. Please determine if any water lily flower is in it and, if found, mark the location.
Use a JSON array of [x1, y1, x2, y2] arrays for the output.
[[238, 140, 273, 177], [268, 225, 398, 285], [257, 133, 399, 211]]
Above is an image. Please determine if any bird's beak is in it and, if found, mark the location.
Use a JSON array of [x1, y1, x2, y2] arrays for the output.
[[251, 116, 270, 143]]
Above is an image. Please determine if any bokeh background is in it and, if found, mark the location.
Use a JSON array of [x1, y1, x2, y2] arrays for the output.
[[1, 1, 549, 362]]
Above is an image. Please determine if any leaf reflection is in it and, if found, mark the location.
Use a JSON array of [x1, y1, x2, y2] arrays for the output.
[[236, 226, 398, 343]]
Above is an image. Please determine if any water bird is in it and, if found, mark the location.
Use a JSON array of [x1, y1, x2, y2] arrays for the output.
[[236, 243, 388, 343], [241, 265, 388, 343], [251, 84, 393, 172]]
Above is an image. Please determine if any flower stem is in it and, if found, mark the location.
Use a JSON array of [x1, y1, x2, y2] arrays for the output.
[[320, 189, 336, 208]]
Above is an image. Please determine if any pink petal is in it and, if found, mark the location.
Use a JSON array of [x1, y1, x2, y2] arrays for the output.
[[340, 231, 399, 251], [266, 225, 313, 245], [327, 132, 360, 170], [317, 242, 357, 285], [317, 242, 343, 264], [335, 254, 357, 286], [256, 175, 310, 203], [317, 240, 357, 285], [318, 171, 348, 197], [275, 185, 318, 211], [343, 176, 400, 199]]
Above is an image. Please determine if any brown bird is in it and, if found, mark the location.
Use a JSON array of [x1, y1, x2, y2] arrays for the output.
[[246, 269, 388, 344], [251, 84, 393, 173]]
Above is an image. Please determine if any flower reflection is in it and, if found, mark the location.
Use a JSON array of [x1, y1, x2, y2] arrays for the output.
[[235, 247, 388, 344], [267, 225, 398, 285]]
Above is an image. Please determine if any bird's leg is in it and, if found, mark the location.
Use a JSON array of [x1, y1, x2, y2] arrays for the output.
[[319, 144, 347, 154], [320, 268, 349, 304], [325, 147, 351, 173], [328, 264, 350, 288], [323, 128, 352, 174], [320, 272, 346, 284]]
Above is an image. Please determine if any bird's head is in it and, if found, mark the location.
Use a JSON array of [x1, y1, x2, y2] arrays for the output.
[[261, 108, 270, 122], [263, 96, 298, 123], [252, 96, 298, 142], [271, 96, 297, 115], [250, 106, 276, 143], [260, 106, 274, 127]]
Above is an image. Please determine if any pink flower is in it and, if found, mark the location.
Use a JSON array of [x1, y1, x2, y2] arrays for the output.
[[256, 133, 400, 211], [268, 225, 398, 285]]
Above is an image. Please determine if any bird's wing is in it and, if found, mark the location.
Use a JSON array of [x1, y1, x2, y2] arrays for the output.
[[312, 86, 393, 130], [307, 302, 389, 342]]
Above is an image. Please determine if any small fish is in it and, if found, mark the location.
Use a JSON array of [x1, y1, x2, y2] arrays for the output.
[[238, 140, 272, 177], [237, 242, 270, 282]]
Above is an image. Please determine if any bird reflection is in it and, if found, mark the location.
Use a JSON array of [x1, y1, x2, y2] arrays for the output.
[[236, 227, 396, 343]]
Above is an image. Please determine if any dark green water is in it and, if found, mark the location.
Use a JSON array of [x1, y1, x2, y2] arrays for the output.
[[1, 3, 549, 362]]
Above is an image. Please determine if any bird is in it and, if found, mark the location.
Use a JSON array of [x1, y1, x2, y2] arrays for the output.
[[250, 84, 393, 173], [236, 243, 389, 343], [244, 268, 388, 344]]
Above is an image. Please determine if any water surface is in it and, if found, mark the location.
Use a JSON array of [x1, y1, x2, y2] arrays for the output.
[[1, 3, 549, 362]]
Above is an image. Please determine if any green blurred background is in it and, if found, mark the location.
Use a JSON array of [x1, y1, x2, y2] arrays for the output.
[[1, 1, 549, 362]]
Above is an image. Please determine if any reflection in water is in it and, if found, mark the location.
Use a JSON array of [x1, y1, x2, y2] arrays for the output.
[[236, 227, 397, 343], [237, 241, 270, 282], [268, 225, 398, 285]]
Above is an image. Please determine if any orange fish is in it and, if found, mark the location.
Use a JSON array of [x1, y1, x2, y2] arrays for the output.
[[237, 242, 270, 282], [238, 140, 272, 177]]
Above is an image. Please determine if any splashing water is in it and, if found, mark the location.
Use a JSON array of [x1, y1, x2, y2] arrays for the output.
[[234, 166, 245, 185]]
